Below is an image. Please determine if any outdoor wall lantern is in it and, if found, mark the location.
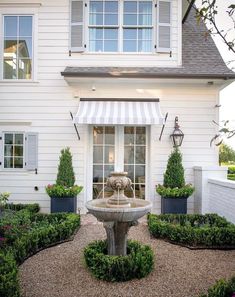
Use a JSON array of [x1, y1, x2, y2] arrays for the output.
[[170, 116, 184, 147]]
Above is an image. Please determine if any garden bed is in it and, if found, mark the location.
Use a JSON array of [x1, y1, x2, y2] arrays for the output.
[[148, 214, 235, 249], [199, 276, 235, 297], [0, 204, 80, 297]]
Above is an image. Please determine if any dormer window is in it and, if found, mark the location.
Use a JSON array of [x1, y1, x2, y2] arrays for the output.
[[70, 0, 171, 54]]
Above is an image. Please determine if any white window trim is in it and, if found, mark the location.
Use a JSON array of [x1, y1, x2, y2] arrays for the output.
[[86, 0, 156, 54], [2, 131, 25, 171], [0, 7, 38, 82]]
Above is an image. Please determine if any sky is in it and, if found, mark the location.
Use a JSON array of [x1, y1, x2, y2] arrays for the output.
[[197, 0, 235, 148]]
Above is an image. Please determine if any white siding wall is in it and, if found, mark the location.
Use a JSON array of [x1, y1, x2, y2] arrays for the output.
[[0, 0, 221, 213]]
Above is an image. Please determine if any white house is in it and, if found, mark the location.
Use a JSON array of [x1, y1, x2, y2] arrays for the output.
[[0, 0, 234, 214]]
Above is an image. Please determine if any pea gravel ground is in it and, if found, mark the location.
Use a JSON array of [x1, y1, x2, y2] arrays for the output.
[[20, 214, 235, 297]]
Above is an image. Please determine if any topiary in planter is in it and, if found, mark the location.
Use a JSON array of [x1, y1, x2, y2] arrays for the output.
[[56, 147, 75, 187], [84, 240, 154, 282]]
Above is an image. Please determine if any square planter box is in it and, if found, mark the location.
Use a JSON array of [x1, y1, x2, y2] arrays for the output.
[[161, 197, 188, 214], [51, 196, 77, 213]]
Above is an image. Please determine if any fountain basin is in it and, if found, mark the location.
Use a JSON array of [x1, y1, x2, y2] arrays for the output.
[[86, 198, 152, 222]]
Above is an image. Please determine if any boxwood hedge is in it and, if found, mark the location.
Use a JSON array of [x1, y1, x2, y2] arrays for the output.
[[199, 276, 235, 297], [0, 205, 80, 297], [148, 214, 235, 248], [84, 240, 154, 282]]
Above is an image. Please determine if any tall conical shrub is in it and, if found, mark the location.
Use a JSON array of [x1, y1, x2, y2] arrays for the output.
[[56, 148, 75, 187], [163, 148, 185, 188]]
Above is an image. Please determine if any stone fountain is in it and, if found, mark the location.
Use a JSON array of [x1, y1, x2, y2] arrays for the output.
[[86, 172, 152, 256]]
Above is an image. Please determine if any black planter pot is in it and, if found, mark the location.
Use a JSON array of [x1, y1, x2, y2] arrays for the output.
[[50, 196, 77, 213], [161, 196, 188, 214]]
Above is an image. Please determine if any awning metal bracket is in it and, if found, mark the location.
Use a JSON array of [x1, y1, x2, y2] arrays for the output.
[[70, 111, 80, 140], [159, 112, 168, 141]]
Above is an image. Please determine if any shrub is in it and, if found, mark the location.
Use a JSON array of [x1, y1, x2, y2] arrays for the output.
[[0, 209, 80, 297], [228, 174, 235, 181], [156, 184, 194, 198], [84, 240, 154, 282], [4, 203, 40, 213], [199, 276, 235, 297], [45, 184, 82, 198], [228, 166, 235, 174], [148, 214, 235, 248], [56, 147, 75, 187]]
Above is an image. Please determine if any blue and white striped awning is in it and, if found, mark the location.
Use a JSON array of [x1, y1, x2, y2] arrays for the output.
[[73, 99, 164, 125]]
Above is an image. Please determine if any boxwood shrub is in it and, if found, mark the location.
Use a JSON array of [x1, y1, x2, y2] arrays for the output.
[[84, 240, 154, 282], [0, 207, 80, 297], [148, 214, 235, 248], [4, 203, 40, 213], [199, 276, 235, 297]]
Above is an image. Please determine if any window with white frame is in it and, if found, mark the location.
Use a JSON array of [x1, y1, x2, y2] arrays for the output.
[[3, 15, 33, 79], [3, 133, 24, 169], [70, 0, 172, 54]]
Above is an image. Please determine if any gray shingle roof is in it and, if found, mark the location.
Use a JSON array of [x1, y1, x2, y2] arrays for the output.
[[62, 8, 235, 79]]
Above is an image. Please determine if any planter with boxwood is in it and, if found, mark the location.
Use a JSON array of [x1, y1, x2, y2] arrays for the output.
[[156, 148, 194, 214], [0, 204, 80, 297], [148, 213, 235, 248], [199, 276, 235, 297], [46, 148, 83, 213], [84, 239, 154, 282]]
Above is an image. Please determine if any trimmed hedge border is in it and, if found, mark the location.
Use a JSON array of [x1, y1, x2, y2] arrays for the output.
[[0, 206, 80, 297], [148, 214, 235, 249], [3, 203, 40, 213], [84, 240, 154, 282], [199, 276, 235, 297]]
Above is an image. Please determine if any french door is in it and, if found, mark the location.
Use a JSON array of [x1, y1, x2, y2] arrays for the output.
[[92, 125, 147, 199]]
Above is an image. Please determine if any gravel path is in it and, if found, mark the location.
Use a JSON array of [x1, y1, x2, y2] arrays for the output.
[[20, 214, 235, 297]]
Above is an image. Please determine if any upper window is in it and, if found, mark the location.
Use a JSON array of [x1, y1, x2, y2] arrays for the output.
[[88, 0, 153, 53], [3, 133, 24, 169], [3, 15, 33, 79]]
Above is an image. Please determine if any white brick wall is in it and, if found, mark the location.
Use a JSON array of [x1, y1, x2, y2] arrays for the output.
[[208, 179, 235, 224]]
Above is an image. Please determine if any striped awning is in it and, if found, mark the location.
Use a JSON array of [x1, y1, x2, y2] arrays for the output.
[[73, 99, 164, 125]]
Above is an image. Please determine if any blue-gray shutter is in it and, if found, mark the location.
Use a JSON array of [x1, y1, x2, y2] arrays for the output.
[[70, 0, 85, 52], [0, 132, 3, 169], [157, 0, 172, 53], [25, 132, 38, 171]]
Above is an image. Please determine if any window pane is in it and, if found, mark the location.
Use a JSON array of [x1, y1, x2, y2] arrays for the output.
[[4, 157, 13, 168], [18, 38, 32, 58], [124, 165, 134, 182], [136, 146, 145, 164], [15, 134, 24, 145], [104, 40, 118, 52], [93, 146, 103, 163], [135, 165, 145, 182], [123, 40, 137, 52], [93, 165, 103, 182], [14, 157, 23, 168], [104, 126, 115, 144], [90, 28, 103, 40], [105, 1, 118, 13], [104, 29, 118, 40], [104, 14, 118, 25], [139, 1, 152, 14], [124, 146, 134, 164], [93, 184, 103, 199], [4, 145, 13, 157], [136, 127, 146, 144], [139, 14, 152, 25], [138, 40, 151, 52], [124, 127, 134, 144], [90, 1, 103, 13], [4, 39, 17, 56], [138, 28, 152, 40], [15, 146, 24, 157], [124, 1, 137, 13], [4, 58, 17, 79], [105, 146, 115, 164], [90, 40, 103, 52], [18, 59, 32, 79], [123, 29, 137, 39], [4, 16, 17, 37], [93, 126, 103, 144], [104, 165, 114, 182], [124, 14, 137, 25], [90, 14, 103, 25], [5, 134, 13, 145], [19, 16, 32, 36]]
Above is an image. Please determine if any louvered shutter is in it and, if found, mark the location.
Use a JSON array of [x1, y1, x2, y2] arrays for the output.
[[25, 132, 38, 171], [157, 0, 172, 53], [70, 0, 85, 52], [0, 132, 3, 169]]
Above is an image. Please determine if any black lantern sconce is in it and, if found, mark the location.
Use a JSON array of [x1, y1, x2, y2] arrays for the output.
[[170, 116, 184, 147]]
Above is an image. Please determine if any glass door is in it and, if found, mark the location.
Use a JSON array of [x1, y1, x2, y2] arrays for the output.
[[92, 125, 146, 199]]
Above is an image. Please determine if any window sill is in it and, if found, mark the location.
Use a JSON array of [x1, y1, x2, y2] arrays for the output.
[[0, 80, 39, 85]]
